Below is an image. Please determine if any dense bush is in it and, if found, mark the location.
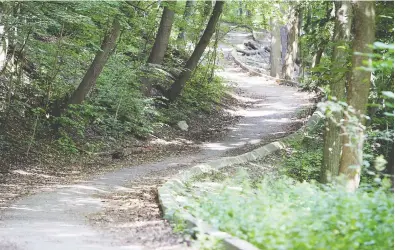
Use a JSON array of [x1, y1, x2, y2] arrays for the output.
[[187, 176, 394, 250], [90, 55, 156, 137], [159, 64, 227, 124], [52, 55, 156, 152], [279, 122, 324, 182], [281, 136, 323, 182]]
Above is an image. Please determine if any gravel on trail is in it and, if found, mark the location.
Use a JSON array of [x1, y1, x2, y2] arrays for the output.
[[0, 28, 315, 250]]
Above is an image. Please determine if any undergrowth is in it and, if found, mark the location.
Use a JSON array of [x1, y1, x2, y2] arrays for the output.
[[186, 175, 394, 250], [0, 57, 227, 167], [181, 119, 394, 249], [158, 65, 227, 125], [279, 126, 393, 185]]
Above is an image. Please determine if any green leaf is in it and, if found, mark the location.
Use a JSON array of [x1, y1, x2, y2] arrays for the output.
[[373, 42, 394, 50], [382, 91, 394, 99]]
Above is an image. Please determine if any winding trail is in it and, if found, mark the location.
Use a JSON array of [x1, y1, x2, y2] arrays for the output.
[[0, 30, 314, 250]]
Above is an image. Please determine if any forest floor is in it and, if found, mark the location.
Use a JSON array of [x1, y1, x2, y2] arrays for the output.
[[0, 90, 243, 207], [0, 29, 316, 250]]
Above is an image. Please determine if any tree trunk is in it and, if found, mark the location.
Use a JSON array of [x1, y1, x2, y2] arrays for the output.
[[142, 4, 175, 96], [297, 5, 303, 78], [67, 19, 121, 106], [320, 1, 352, 183], [238, 0, 243, 16], [177, 1, 194, 42], [0, 5, 8, 72], [280, 25, 287, 67], [306, 5, 312, 34], [339, 1, 375, 191], [282, 6, 299, 80], [311, 47, 324, 68], [166, 1, 224, 101], [0, 3, 17, 75], [270, 18, 281, 78], [387, 144, 394, 186]]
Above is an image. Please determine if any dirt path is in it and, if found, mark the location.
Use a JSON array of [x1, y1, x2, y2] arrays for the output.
[[0, 29, 314, 250]]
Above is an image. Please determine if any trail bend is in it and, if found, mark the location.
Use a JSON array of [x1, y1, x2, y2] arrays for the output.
[[0, 29, 314, 250]]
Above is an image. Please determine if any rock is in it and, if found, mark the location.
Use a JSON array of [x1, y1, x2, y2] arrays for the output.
[[177, 121, 188, 131]]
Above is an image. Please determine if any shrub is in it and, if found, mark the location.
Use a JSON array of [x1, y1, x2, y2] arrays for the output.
[[54, 54, 156, 144], [91, 54, 156, 138], [187, 176, 394, 250], [281, 129, 324, 182], [158, 64, 227, 124]]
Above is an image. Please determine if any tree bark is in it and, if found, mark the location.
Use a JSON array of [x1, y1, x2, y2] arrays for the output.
[[311, 47, 324, 68], [142, 3, 175, 96], [0, 3, 17, 75], [67, 19, 121, 105], [297, 5, 303, 77], [320, 1, 352, 183], [0, 5, 8, 72], [238, 0, 243, 16], [166, 1, 224, 101], [280, 25, 287, 66], [177, 1, 194, 42], [339, 0, 375, 191], [270, 17, 281, 78], [282, 6, 299, 80]]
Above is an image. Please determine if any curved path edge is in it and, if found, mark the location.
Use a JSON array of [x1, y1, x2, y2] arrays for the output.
[[158, 111, 324, 250]]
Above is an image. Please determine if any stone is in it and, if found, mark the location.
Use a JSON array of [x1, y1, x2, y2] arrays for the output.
[[177, 121, 188, 131]]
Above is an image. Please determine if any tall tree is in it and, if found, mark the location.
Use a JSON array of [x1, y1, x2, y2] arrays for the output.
[[282, 5, 299, 80], [297, 5, 303, 77], [320, 1, 352, 183], [339, 0, 375, 191], [166, 0, 224, 101], [0, 2, 18, 75], [311, 46, 324, 68], [67, 18, 121, 106], [270, 17, 281, 78], [142, 3, 176, 96], [0, 4, 8, 72]]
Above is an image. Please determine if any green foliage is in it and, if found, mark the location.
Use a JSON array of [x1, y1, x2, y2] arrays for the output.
[[56, 131, 79, 154], [194, 233, 226, 250], [368, 43, 394, 130], [353, 42, 393, 175], [52, 54, 156, 143], [159, 65, 227, 124], [300, 55, 334, 91], [221, 0, 275, 29], [281, 133, 323, 182], [375, 1, 394, 43], [91, 55, 156, 137], [182, 67, 226, 111], [300, 1, 335, 82], [187, 176, 394, 250], [0, 2, 169, 156]]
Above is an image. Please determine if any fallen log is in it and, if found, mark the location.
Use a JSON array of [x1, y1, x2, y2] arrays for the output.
[[236, 48, 259, 56], [231, 49, 300, 86], [237, 47, 270, 56], [244, 40, 260, 50]]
